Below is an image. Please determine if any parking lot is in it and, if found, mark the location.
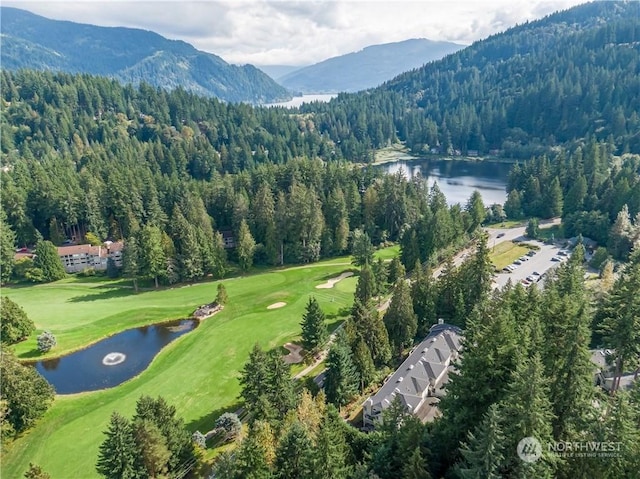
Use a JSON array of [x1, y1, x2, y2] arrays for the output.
[[492, 240, 569, 290]]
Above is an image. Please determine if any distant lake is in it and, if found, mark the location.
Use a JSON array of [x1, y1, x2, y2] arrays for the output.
[[32, 319, 198, 395], [265, 94, 337, 108], [381, 159, 511, 206]]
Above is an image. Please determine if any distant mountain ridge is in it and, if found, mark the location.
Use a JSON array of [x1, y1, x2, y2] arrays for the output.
[[278, 38, 464, 93], [0, 7, 291, 103]]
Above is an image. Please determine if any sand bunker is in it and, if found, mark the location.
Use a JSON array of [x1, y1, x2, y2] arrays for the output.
[[316, 271, 354, 289], [267, 302, 287, 309], [283, 343, 303, 364]]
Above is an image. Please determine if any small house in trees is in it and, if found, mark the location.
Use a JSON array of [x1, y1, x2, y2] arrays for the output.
[[362, 323, 462, 428], [56, 241, 124, 273], [221, 230, 235, 249]]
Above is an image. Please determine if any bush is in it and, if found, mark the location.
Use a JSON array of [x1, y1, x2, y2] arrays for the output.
[[37, 331, 57, 353], [192, 430, 206, 448], [78, 267, 96, 277], [214, 412, 241, 441], [24, 267, 45, 283]]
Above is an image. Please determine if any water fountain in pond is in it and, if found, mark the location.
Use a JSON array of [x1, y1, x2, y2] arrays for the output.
[[102, 352, 126, 366]]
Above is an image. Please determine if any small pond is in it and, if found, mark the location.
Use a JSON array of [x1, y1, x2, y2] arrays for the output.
[[32, 319, 198, 395]]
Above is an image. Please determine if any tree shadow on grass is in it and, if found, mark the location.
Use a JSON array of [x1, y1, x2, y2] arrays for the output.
[[67, 284, 138, 302], [185, 401, 243, 435]]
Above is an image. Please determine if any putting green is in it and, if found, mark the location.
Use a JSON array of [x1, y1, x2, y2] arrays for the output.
[[0, 257, 364, 478]]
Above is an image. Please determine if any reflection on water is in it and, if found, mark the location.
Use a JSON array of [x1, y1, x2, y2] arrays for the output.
[[382, 159, 511, 206], [32, 319, 198, 395]]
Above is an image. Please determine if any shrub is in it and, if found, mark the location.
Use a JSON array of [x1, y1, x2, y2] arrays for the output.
[[214, 412, 241, 441], [37, 331, 57, 353], [78, 267, 96, 277], [192, 430, 206, 448]]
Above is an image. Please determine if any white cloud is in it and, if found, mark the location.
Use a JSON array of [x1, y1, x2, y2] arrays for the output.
[[3, 0, 587, 65]]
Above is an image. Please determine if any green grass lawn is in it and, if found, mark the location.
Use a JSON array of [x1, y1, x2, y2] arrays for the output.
[[1, 258, 361, 479], [484, 219, 525, 229], [490, 242, 531, 270], [374, 244, 400, 260]]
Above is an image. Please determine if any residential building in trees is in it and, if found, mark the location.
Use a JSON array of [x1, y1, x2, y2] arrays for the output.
[[363, 323, 462, 428], [55, 241, 124, 273]]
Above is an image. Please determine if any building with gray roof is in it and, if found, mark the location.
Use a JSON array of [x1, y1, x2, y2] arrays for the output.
[[363, 322, 462, 427]]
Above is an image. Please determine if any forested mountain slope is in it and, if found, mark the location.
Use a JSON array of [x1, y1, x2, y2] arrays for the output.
[[0, 7, 291, 104], [278, 38, 463, 93], [303, 1, 640, 158]]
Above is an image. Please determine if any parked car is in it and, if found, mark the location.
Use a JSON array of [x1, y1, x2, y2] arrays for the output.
[[558, 251, 568, 256], [503, 267, 512, 273], [526, 275, 535, 282], [514, 260, 522, 265], [532, 271, 541, 277], [519, 256, 529, 262], [551, 256, 562, 262], [526, 250, 536, 257], [497, 232, 506, 238]]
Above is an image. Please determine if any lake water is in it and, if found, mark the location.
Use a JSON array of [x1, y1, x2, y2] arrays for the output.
[[33, 319, 198, 395], [265, 94, 337, 108], [382, 158, 511, 206]]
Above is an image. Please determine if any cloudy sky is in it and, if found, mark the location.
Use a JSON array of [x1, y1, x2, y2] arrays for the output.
[[5, 0, 587, 65]]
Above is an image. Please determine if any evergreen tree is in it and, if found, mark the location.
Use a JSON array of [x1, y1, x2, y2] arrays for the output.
[[434, 295, 519, 468], [543, 176, 563, 218], [597, 258, 640, 394], [354, 263, 376, 305], [1, 296, 35, 345], [497, 352, 556, 478], [310, 406, 352, 479], [455, 404, 505, 479], [240, 344, 271, 420], [504, 190, 523, 219], [300, 296, 328, 356], [33, 240, 65, 282], [132, 395, 195, 474], [466, 190, 486, 231], [139, 224, 166, 288], [351, 229, 374, 267], [384, 279, 418, 355], [216, 283, 228, 305], [237, 219, 256, 271], [234, 430, 274, 479], [0, 211, 16, 284], [324, 332, 360, 407], [133, 419, 171, 478], [402, 447, 432, 479], [351, 338, 376, 391], [274, 422, 314, 479], [541, 261, 595, 442], [122, 236, 140, 292], [526, 218, 540, 239], [347, 298, 392, 366], [96, 412, 141, 479], [411, 262, 437, 338], [387, 256, 405, 285]]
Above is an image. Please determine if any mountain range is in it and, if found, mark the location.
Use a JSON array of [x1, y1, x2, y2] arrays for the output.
[[0, 6, 291, 104], [277, 38, 464, 93]]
